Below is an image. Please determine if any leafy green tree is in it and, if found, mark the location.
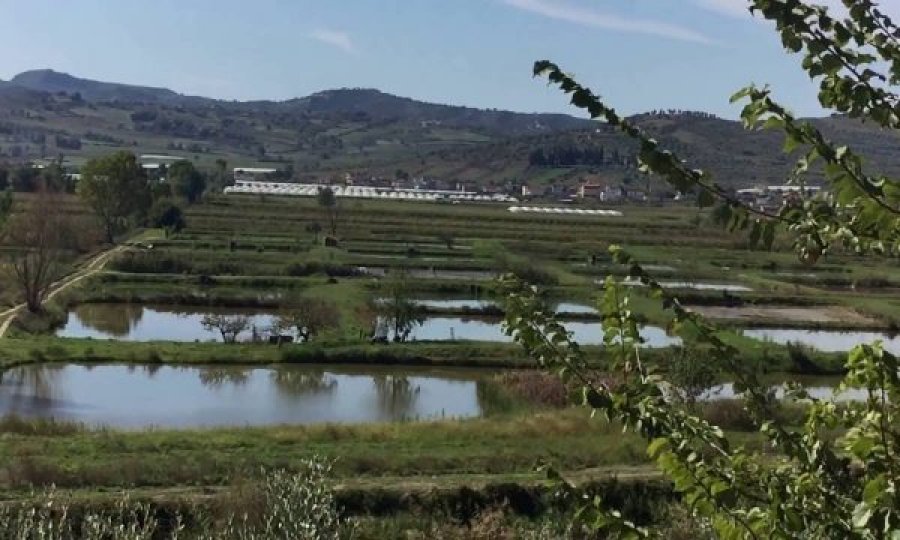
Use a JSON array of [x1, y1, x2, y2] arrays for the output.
[[437, 232, 455, 250], [9, 165, 40, 192], [317, 186, 339, 236], [214, 158, 229, 188], [200, 314, 250, 344], [168, 160, 206, 204], [40, 158, 71, 193], [306, 221, 323, 245], [0, 188, 13, 227], [77, 151, 151, 242], [375, 269, 424, 342], [148, 199, 186, 234], [668, 347, 719, 408], [503, 2, 900, 537], [277, 297, 341, 343]]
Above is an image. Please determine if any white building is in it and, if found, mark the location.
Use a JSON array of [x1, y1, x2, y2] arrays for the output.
[[224, 181, 517, 203]]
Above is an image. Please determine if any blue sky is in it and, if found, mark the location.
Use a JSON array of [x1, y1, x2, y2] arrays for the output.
[[1, 0, 894, 118]]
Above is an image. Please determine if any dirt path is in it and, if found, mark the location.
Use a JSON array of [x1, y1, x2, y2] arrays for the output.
[[686, 304, 879, 326], [0, 244, 129, 338], [0, 466, 663, 505]]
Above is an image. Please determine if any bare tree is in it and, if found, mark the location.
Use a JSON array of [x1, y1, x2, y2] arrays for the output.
[[5, 189, 71, 313], [200, 314, 251, 343], [278, 298, 341, 343]]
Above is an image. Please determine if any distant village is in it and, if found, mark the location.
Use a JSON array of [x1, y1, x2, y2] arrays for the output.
[[27, 153, 824, 209]]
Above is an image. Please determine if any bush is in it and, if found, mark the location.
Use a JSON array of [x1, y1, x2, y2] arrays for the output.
[[12, 304, 67, 334], [0, 491, 160, 539], [496, 371, 570, 408], [493, 252, 558, 286], [786, 341, 826, 374], [110, 252, 192, 274], [283, 261, 360, 278], [208, 461, 353, 539]]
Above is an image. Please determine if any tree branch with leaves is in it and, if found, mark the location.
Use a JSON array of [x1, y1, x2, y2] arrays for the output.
[[504, 1, 900, 537]]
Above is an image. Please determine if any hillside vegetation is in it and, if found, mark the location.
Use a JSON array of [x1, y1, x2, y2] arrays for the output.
[[2, 69, 900, 190]]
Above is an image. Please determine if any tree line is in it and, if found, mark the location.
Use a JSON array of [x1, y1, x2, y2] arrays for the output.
[[528, 144, 635, 168], [0, 151, 215, 316]]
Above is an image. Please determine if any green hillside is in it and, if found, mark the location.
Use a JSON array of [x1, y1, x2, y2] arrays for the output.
[[2, 70, 899, 190]]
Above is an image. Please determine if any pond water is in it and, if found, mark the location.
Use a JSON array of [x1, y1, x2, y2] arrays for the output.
[[416, 298, 496, 310], [707, 380, 864, 402], [615, 279, 753, 292], [358, 267, 498, 281], [400, 317, 680, 347], [743, 328, 900, 355], [0, 364, 487, 428], [58, 304, 611, 343], [56, 304, 280, 342], [414, 299, 598, 315], [351, 253, 461, 262], [555, 303, 599, 315]]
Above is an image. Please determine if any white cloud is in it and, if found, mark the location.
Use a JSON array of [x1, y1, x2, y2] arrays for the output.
[[693, 0, 900, 20], [691, 0, 751, 18], [309, 29, 356, 54], [502, 0, 713, 44]]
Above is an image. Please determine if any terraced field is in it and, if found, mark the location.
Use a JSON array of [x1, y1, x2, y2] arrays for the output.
[[2, 193, 898, 535]]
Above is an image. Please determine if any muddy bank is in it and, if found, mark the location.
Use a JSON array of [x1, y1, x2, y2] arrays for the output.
[[687, 305, 883, 329]]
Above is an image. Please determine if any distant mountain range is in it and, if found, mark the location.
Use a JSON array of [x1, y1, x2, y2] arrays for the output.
[[1, 68, 899, 190], [1, 69, 588, 133], [6, 69, 186, 104]]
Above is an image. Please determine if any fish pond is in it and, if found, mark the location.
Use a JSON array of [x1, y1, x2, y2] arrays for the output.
[[743, 328, 900, 355], [0, 364, 493, 429], [57, 304, 676, 346]]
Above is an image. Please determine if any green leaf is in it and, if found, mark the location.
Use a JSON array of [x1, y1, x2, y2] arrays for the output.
[[762, 221, 776, 250], [698, 189, 715, 208], [848, 435, 876, 458], [863, 475, 887, 505], [647, 437, 668, 458], [749, 220, 762, 248], [729, 87, 753, 103], [784, 133, 802, 153], [852, 503, 874, 529]]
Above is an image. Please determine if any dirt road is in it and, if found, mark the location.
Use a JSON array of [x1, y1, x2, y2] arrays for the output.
[[0, 244, 128, 338]]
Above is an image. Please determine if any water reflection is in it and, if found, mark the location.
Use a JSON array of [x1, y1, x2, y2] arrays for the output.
[[707, 381, 864, 402], [74, 303, 145, 337], [359, 267, 498, 281], [58, 304, 672, 346], [615, 279, 753, 292], [58, 304, 280, 342], [413, 299, 598, 315], [0, 365, 70, 414], [0, 364, 485, 428], [372, 375, 420, 417], [198, 368, 251, 388], [270, 370, 338, 397], [406, 317, 680, 347]]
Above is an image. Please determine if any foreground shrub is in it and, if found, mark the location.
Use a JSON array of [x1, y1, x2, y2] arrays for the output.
[[0, 491, 164, 540], [0, 459, 353, 539], [207, 461, 353, 540], [505, 8, 900, 533]]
